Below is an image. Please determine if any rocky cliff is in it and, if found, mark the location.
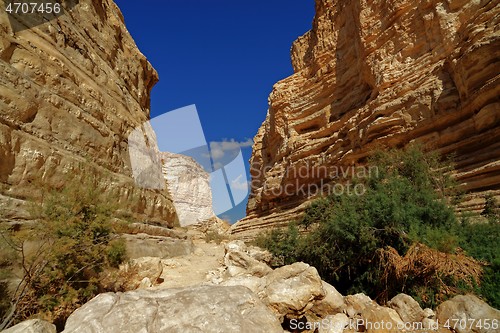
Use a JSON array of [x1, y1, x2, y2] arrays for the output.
[[161, 152, 216, 227], [232, 0, 500, 239], [0, 0, 176, 225]]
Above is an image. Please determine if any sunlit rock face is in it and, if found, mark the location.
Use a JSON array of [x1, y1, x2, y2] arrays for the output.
[[161, 152, 216, 227], [0, 0, 176, 226], [231, 0, 500, 240]]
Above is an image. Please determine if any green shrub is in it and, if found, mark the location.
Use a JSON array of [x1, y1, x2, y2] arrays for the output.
[[1, 174, 128, 329], [254, 222, 302, 266], [256, 146, 494, 307], [106, 239, 127, 268], [458, 217, 500, 308], [204, 231, 228, 245]]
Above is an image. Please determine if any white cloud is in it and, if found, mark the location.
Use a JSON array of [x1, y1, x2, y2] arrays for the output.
[[208, 138, 253, 168], [231, 174, 249, 191]]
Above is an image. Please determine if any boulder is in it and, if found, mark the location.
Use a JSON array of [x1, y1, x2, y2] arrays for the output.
[[318, 313, 350, 333], [3, 319, 56, 333], [311, 281, 345, 318], [262, 262, 325, 320], [344, 294, 404, 333], [224, 241, 272, 277], [62, 285, 283, 333], [225, 241, 272, 263], [436, 295, 500, 333], [224, 249, 272, 277], [388, 293, 424, 324]]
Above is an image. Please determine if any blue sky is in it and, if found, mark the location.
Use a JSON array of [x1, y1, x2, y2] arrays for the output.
[[115, 0, 315, 222]]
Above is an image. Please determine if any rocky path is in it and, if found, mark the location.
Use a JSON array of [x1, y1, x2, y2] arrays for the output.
[[157, 240, 225, 289]]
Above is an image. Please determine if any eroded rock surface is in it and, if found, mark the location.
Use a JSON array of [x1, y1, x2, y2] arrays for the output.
[[232, 0, 500, 239], [62, 285, 283, 333], [0, 0, 175, 225]]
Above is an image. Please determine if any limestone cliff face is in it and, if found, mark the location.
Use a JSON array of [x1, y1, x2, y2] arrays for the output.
[[0, 0, 176, 225], [232, 0, 500, 239], [161, 152, 216, 227]]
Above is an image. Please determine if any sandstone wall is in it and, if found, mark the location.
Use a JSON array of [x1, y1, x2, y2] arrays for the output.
[[232, 0, 500, 239], [0, 0, 176, 226]]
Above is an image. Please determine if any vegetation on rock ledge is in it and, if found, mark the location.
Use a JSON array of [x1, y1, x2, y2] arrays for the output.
[[0, 175, 127, 330], [255, 146, 499, 308]]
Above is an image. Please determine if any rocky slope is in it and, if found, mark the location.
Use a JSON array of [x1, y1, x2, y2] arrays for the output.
[[232, 0, 500, 239], [0, 0, 175, 225], [7, 239, 499, 333]]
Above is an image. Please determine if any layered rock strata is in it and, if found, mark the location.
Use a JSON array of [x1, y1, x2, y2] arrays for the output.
[[0, 0, 176, 225], [232, 0, 500, 239]]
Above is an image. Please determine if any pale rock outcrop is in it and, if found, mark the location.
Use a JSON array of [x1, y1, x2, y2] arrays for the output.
[[262, 262, 325, 320], [225, 240, 273, 263], [224, 240, 273, 277], [310, 281, 346, 318], [221, 261, 327, 322], [62, 285, 283, 333], [2, 319, 56, 333], [0, 0, 175, 225], [232, 0, 500, 239], [121, 233, 194, 259], [161, 152, 216, 227], [214, 242, 333, 322], [436, 295, 500, 333]]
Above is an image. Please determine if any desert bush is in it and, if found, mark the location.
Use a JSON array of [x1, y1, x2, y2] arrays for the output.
[[204, 231, 229, 245], [256, 146, 496, 307], [0, 174, 127, 330], [457, 216, 500, 308]]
